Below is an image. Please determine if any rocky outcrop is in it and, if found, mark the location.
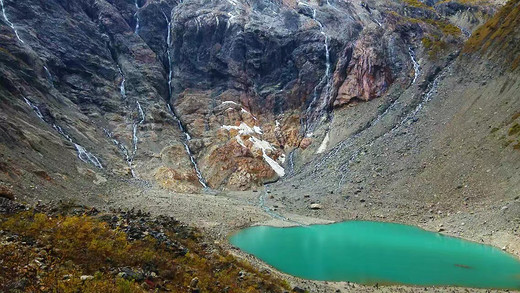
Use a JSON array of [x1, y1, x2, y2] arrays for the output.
[[334, 31, 393, 106]]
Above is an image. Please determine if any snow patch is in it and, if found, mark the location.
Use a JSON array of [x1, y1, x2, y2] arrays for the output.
[[249, 136, 274, 152], [222, 100, 240, 106], [222, 122, 256, 136], [316, 132, 329, 154], [253, 126, 263, 134], [235, 135, 246, 148], [241, 108, 258, 120], [249, 137, 285, 177], [222, 121, 285, 177]]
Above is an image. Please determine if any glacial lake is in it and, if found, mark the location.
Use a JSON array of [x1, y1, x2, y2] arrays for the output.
[[230, 221, 520, 289]]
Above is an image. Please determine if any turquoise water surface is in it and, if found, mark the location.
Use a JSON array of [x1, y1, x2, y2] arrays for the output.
[[230, 221, 520, 289]]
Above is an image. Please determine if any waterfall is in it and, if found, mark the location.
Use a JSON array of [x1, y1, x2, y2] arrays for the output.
[[134, 0, 140, 34], [167, 105, 208, 188], [23, 97, 44, 121], [23, 97, 103, 168], [409, 47, 420, 84], [125, 101, 145, 177], [1, 0, 59, 91], [132, 101, 145, 157], [0, 0, 24, 43], [164, 11, 208, 188], [164, 11, 173, 99], [304, 8, 333, 135], [118, 67, 126, 99], [51, 124, 103, 169], [407, 65, 451, 120], [43, 66, 53, 86], [104, 128, 134, 177], [113, 66, 136, 176], [74, 144, 103, 168]]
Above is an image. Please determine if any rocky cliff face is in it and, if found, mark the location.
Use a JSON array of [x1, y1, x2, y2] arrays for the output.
[[0, 0, 500, 197]]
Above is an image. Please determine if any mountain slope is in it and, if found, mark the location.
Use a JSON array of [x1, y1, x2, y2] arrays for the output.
[[0, 0, 498, 198]]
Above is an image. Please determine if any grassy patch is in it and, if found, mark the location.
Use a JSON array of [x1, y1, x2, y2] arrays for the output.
[[422, 35, 449, 58], [509, 123, 520, 136], [463, 0, 520, 70], [402, 0, 434, 9], [0, 210, 290, 292]]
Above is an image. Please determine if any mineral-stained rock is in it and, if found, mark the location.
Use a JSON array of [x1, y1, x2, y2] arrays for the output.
[[334, 31, 394, 107]]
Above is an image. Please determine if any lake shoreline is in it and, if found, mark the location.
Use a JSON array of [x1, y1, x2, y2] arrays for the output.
[[103, 181, 520, 293]]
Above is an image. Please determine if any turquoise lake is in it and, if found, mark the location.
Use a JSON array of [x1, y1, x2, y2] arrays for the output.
[[230, 221, 520, 289]]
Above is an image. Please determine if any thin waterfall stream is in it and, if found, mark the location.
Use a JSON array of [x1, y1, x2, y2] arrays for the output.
[[24, 97, 103, 168], [0, 0, 24, 43], [304, 7, 333, 135], [118, 67, 126, 99], [8, 0, 102, 169], [103, 128, 133, 175], [1, 0, 55, 89], [164, 10, 208, 189], [126, 101, 145, 177], [134, 0, 140, 34], [409, 47, 421, 84]]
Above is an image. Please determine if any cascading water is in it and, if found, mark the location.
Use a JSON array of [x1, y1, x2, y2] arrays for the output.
[[103, 128, 134, 177], [1, 0, 59, 91], [132, 101, 145, 157], [51, 125, 103, 169], [74, 144, 103, 168], [23, 97, 103, 168], [118, 67, 126, 99], [23, 97, 44, 120], [406, 64, 452, 122], [53, 127, 103, 168], [167, 105, 208, 188], [164, 10, 208, 189], [103, 65, 137, 176], [0, 0, 24, 43], [163, 11, 173, 100], [409, 47, 420, 84], [43, 66, 53, 86], [10, 2, 103, 169], [304, 8, 333, 135], [134, 0, 140, 34]]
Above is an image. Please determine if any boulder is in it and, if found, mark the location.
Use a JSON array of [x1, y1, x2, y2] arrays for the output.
[[309, 203, 322, 210]]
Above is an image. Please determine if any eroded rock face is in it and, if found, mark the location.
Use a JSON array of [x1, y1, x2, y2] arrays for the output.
[[0, 0, 475, 193], [334, 31, 394, 106]]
